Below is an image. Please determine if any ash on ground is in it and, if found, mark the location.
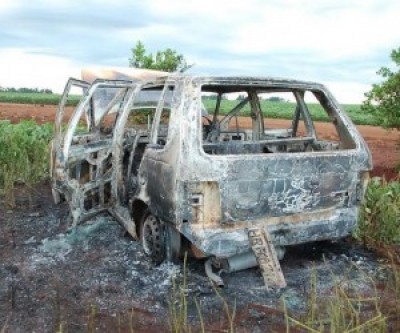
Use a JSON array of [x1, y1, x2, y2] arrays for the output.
[[0, 184, 385, 332]]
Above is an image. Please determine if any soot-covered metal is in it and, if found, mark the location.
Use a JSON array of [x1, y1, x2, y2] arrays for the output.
[[50, 70, 372, 289]]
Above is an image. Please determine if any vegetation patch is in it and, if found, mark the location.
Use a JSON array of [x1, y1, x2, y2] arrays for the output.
[[202, 99, 378, 126], [0, 91, 80, 106], [167, 259, 400, 332], [0, 120, 53, 207], [355, 177, 400, 247], [284, 265, 400, 333]]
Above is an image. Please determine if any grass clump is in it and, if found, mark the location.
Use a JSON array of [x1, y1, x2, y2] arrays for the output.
[[0, 120, 53, 207], [283, 268, 388, 333], [168, 254, 236, 333], [355, 177, 400, 246], [168, 254, 206, 333]]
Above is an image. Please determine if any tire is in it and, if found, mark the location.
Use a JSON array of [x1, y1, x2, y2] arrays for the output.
[[139, 210, 183, 265], [140, 211, 165, 265]]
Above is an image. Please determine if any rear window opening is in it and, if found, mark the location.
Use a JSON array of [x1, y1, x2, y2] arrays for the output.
[[201, 85, 356, 155]]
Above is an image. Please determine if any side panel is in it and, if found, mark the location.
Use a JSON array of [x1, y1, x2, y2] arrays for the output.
[[140, 156, 176, 222], [137, 80, 184, 223]]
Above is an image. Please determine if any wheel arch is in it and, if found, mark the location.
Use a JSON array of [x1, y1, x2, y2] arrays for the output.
[[130, 199, 148, 237]]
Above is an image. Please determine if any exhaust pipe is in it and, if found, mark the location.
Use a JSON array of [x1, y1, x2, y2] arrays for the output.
[[204, 252, 257, 287], [223, 246, 285, 273], [224, 251, 258, 273], [205, 247, 285, 286]]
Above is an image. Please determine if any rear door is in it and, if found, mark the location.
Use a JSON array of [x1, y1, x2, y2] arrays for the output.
[[199, 84, 371, 223]]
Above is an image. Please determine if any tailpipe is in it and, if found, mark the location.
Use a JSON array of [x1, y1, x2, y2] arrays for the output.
[[205, 246, 285, 287], [222, 246, 285, 274], [223, 251, 258, 273]]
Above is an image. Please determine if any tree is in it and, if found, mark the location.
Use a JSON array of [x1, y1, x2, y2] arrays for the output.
[[265, 96, 286, 102], [362, 47, 400, 130], [129, 41, 192, 73]]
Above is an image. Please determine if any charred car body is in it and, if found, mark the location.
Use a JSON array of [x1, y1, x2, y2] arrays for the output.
[[51, 68, 372, 288]]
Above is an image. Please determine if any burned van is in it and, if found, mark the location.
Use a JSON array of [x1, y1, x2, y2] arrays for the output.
[[51, 68, 372, 288]]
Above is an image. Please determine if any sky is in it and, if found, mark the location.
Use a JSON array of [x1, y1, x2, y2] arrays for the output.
[[0, 0, 399, 103]]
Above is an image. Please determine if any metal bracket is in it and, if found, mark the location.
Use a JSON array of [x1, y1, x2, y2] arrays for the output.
[[248, 227, 287, 290]]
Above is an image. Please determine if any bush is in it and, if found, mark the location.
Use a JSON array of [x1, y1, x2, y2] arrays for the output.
[[355, 177, 400, 245], [0, 120, 53, 207]]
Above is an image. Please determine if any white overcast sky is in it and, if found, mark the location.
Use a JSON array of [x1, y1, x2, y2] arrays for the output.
[[0, 0, 399, 103]]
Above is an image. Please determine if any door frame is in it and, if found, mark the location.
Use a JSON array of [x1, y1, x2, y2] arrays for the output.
[[55, 79, 139, 225]]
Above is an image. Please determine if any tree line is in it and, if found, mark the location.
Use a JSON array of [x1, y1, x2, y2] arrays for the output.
[[0, 87, 53, 94]]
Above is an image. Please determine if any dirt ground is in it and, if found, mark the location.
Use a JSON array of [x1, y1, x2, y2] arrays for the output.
[[0, 184, 396, 332], [0, 103, 399, 332], [0, 102, 398, 179]]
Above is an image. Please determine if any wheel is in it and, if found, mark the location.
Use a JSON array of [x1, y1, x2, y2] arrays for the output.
[[140, 211, 165, 265], [139, 210, 183, 265]]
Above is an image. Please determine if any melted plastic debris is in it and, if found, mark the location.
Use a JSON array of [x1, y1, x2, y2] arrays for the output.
[[40, 216, 113, 259]]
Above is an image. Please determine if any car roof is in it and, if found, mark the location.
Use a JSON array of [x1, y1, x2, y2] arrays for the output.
[[82, 70, 326, 94], [185, 75, 325, 91]]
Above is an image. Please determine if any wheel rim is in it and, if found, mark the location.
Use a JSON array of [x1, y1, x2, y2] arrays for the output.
[[142, 214, 164, 263]]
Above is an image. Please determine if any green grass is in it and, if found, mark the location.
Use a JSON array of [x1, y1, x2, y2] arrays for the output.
[[0, 91, 80, 106], [283, 267, 392, 333], [202, 99, 378, 126], [355, 177, 400, 246], [168, 256, 399, 333], [0, 120, 53, 207]]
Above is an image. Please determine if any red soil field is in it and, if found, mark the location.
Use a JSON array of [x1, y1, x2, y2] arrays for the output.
[[0, 102, 398, 179]]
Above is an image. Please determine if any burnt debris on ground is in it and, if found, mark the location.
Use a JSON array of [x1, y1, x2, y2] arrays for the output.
[[0, 183, 387, 332]]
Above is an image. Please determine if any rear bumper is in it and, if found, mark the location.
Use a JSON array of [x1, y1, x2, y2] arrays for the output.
[[181, 206, 359, 257]]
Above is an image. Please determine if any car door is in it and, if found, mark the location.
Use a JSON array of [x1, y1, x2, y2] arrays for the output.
[[53, 79, 135, 226], [50, 78, 90, 203]]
